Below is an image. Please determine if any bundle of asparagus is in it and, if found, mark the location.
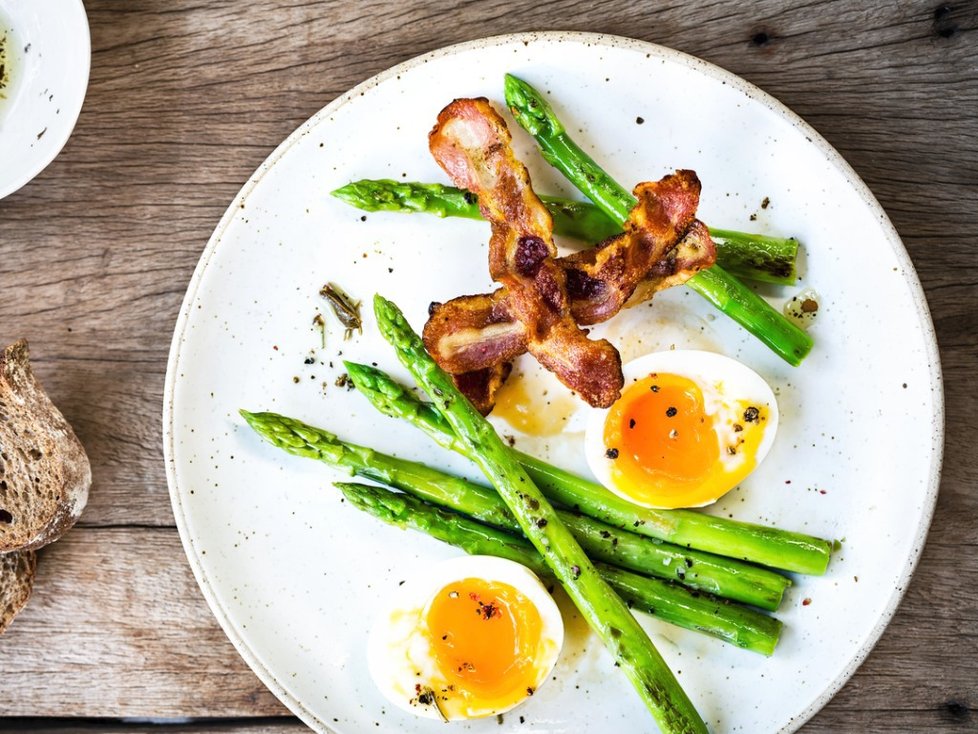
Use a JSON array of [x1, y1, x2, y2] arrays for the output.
[[242, 297, 832, 733], [342, 362, 831, 576], [243, 407, 790, 649], [243, 357, 830, 626]]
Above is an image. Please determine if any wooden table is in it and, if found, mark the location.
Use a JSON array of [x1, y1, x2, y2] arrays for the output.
[[1, 1, 975, 731]]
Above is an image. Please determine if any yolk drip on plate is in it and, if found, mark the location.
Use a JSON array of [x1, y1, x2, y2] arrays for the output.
[[492, 376, 577, 437], [425, 577, 544, 713], [604, 372, 768, 508]]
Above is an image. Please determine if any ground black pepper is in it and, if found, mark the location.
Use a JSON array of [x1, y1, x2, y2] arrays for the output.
[[476, 600, 499, 620]]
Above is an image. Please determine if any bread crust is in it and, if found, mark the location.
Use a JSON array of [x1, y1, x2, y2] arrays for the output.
[[0, 340, 91, 552], [0, 549, 37, 634]]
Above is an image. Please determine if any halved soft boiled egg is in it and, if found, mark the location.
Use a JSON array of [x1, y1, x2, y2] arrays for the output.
[[367, 555, 564, 721], [585, 350, 779, 509]]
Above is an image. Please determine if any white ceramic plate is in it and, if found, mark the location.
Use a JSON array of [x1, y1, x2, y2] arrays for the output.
[[164, 33, 943, 734], [0, 0, 90, 200]]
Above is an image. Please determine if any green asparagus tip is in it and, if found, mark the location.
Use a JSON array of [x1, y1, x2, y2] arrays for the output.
[[239, 408, 286, 448], [373, 295, 425, 359], [330, 181, 381, 211], [335, 480, 432, 533], [373, 293, 396, 324], [343, 360, 373, 382], [334, 480, 377, 507], [239, 408, 349, 465], [345, 360, 402, 399], [503, 74, 564, 138], [334, 481, 394, 520], [344, 361, 394, 408], [239, 408, 287, 447]]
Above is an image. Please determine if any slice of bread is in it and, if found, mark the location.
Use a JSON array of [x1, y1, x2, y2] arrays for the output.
[[0, 340, 91, 552], [0, 549, 36, 634]]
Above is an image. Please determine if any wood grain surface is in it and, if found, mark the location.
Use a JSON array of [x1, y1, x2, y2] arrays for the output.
[[0, 0, 975, 731]]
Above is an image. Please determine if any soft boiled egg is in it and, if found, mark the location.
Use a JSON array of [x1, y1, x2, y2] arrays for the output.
[[367, 555, 564, 721], [585, 350, 779, 509]]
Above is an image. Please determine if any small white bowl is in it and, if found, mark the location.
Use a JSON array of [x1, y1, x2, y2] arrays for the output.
[[0, 0, 90, 200]]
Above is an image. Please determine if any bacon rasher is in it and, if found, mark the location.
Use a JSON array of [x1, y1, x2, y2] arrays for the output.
[[561, 171, 710, 324], [423, 99, 716, 413], [426, 98, 623, 410]]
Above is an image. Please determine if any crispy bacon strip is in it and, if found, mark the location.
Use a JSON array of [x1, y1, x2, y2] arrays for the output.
[[451, 362, 512, 416], [424, 176, 716, 379], [426, 98, 623, 409], [562, 170, 704, 324], [423, 292, 524, 374], [625, 220, 716, 305]]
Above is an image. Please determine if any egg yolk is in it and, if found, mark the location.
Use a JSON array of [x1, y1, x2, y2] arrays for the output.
[[603, 372, 765, 508], [424, 577, 544, 716]]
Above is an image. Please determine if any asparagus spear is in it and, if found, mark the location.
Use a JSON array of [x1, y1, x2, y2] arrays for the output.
[[336, 480, 782, 655], [707, 228, 798, 285], [373, 294, 708, 734], [503, 73, 814, 366], [331, 179, 798, 285], [332, 179, 622, 245], [344, 361, 833, 576], [240, 408, 789, 610]]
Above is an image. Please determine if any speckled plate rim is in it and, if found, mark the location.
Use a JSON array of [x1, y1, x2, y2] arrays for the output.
[[0, 0, 91, 200], [163, 31, 945, 734]]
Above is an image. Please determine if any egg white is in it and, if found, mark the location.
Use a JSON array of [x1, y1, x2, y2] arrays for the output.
[[584, 350, 779, 508], [366, 554, 564, 721]]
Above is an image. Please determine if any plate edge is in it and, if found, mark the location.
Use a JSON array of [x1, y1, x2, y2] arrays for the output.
[[161, 30, 947, 734]]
